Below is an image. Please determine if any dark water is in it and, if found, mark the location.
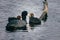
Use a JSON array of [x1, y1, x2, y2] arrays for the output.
[[0, 0, 60, 40]]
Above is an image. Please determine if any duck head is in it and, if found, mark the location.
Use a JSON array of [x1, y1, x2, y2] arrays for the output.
[[29, 13, 34, 18], [17, 15, 22, 20], [21, 11, 28, 21]]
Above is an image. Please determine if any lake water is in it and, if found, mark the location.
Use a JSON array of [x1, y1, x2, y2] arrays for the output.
[[0, 0, 60, 40]]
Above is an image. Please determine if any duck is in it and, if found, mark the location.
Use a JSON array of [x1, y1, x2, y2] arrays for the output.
[[6, 16, 27, 32], [21, 11, 28, 23], [39, 0, 48, 22], [29, 13, 41, 26]]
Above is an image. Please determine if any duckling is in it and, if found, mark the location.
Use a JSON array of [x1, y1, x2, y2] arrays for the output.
[[29, 13, 41, 26]]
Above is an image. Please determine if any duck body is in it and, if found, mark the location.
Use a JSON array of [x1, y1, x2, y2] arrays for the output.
[[6, 17, 27, 32], [29, 16, 41, 26]]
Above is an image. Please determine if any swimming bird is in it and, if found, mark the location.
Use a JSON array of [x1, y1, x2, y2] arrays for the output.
[[29, 13, 41, 26], [6, 16, 27, 32], [39, 0, 48, 22], [21, 11, 28, 23]]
